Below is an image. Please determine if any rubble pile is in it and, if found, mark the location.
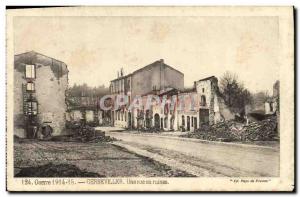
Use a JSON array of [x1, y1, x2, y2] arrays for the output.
[[187, 116, 278, 142], [186, 121, 240, 142], [241, 116, 278, 141], [53, 123, 116, 143]]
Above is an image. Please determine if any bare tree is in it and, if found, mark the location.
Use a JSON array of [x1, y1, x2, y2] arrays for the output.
[[219, 71, 253, 115]]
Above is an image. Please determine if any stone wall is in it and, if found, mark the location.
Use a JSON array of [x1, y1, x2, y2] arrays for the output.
[[215, 96, 235, 121]]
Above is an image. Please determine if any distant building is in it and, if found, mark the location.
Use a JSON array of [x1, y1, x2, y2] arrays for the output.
[[14, 51, 69, 138], [109, 59, 184, 129]]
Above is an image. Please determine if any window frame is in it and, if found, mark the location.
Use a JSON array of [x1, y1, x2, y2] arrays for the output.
[[200, 95, 207, 106], [27, 101, 38, 115], [25, 64, 36, 79], [26, 82, 35, 92]]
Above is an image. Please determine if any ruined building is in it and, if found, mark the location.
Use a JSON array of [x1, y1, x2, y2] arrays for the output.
[[14, 51, 69, 138], [142, 76, 234, 132], [177, 76, 234, 132], [108, 60, 234, 131]]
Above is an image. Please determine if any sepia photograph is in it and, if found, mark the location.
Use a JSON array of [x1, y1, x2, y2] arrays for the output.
[[6, 6, 294, 192]]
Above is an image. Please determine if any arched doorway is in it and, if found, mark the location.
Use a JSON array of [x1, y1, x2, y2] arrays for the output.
[[194, 117, 197, 129], [170, 116, 175, 130], [154, 113, 160, 130], [199, 109, 209, 126], [164, 117, 168, 129]]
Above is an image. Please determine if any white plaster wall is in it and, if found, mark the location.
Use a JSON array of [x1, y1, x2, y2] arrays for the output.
[[35, 66, 68, 136]]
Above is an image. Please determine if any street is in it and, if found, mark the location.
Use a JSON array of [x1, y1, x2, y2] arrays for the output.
[[14, 139, 193, 177], [99, 128, 279, 177]]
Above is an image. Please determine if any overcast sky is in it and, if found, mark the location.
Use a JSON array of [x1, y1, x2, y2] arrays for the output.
[[14, 16, 279, 93]]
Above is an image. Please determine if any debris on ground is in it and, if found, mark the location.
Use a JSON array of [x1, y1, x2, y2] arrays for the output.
[[242, 116, 278, 141], [15, 163, 104, 177], [183, 116, 278, 142], [53, 122, 117, 143]]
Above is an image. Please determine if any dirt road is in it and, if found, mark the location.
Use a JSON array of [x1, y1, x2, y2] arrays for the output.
[[103, 130, 279, 177], [14, 140, 193, 177]]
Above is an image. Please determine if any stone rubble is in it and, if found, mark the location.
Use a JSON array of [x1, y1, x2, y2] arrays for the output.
[[185, 116, 278, 142]]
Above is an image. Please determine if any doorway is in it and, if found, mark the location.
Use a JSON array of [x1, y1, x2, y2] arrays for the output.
[[187, 116, 190, 131], [194, 117, 197, 129], [154, 113, 160, 130], [170, 116, 174, 130], [128, 112, 132, 128]]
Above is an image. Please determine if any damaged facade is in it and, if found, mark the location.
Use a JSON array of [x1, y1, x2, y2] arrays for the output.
[[171, 76, 234, 132], [14, 51, 69, 138], [109, 60, 234, 131]]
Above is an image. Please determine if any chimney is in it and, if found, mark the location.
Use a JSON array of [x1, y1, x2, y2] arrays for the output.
[[160, 59, 164, 63], [117, 71, 119, 78], [120, 68, 124, 77]]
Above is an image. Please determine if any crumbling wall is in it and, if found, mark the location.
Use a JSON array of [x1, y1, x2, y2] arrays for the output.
[[216, 96, 235, 121], [194, 77, 235, 124]]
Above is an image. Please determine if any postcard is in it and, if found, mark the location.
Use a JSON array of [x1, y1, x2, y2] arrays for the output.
[[6, 6, 294, 192]]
